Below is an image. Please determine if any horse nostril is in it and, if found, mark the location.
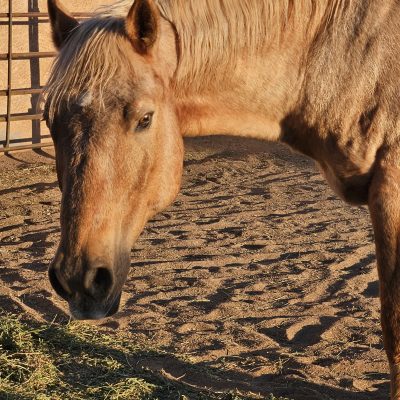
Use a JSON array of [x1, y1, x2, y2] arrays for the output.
[[48, 266, 71, 301], [85, 267, 114, 299], [94, 267, 113, 289]]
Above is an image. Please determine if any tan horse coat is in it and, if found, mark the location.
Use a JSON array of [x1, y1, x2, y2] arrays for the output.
[[45, 0, 400, 397]]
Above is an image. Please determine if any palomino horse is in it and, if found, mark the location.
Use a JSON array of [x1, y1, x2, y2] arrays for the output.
[[45, 0, 400, 397]]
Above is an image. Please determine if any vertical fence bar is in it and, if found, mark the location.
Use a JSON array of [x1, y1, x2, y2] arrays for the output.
[[0, 10, 93, 153], [29, 0, 41, 144], [5, 0, 13, 151]]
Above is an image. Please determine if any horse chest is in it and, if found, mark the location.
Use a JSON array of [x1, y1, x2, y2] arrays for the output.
[[283, 127, 378, 205], [317, 157, 373, 205]]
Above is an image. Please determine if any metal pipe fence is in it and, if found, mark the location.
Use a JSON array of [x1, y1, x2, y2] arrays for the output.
[[0, 1, 93, 153]]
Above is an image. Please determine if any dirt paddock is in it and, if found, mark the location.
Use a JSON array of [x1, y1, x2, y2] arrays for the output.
[[0, 137, 389, 399]]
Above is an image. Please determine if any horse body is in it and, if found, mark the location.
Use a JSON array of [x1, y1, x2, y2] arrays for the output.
[[45, 0, 400, 397], [287, 2, 400, 205], [172, 0, 400, 205]]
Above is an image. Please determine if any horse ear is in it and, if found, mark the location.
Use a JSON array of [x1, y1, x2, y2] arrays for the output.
[[126, 0, 159, 54], [48, 0, 79, 49]]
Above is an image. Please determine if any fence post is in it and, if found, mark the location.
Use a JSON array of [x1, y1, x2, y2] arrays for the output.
[[5, 0, 13, 153]]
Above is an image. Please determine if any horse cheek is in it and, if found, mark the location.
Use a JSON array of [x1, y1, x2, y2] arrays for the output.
[[156, 131, 184, 213]]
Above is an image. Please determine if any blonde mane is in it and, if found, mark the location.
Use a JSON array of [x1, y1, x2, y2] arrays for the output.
[[159, 0, 334, 91], [45, 0, 348, 119]]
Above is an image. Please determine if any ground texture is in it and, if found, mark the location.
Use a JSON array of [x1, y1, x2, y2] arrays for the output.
[[0, 137, 388, 399]]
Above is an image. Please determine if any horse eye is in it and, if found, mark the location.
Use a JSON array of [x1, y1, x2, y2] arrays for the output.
[[136, 112, 153, 132]]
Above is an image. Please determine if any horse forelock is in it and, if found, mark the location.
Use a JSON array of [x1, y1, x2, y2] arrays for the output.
[[44, 15, 135, 123]]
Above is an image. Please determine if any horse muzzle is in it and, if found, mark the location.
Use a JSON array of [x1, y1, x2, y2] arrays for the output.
[[68, 291, 122, 320], [48, 252, 125, 320]]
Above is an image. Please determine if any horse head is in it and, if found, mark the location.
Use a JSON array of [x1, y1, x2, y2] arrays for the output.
[[45, 0, 183, 319]]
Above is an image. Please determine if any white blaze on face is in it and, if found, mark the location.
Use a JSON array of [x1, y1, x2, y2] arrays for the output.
[[79, 91, 94, 107]]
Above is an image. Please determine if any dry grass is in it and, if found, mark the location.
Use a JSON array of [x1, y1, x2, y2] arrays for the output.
[[0, 313, 290, 400]]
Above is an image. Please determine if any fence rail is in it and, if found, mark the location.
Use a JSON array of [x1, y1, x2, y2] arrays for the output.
[[0, 88, 44, 97], [0, 12, 94, 18], [0, 2, 93, 153]]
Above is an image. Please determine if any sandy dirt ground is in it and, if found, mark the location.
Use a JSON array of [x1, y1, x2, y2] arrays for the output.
[[0, 137, 389, 399]]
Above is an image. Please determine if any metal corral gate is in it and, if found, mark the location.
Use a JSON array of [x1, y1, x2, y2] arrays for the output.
[[0, 0, 92, 153]]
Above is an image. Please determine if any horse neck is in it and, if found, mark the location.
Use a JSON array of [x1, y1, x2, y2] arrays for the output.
[[172, 43, 309, 141], [168, 0, 354, 141]]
